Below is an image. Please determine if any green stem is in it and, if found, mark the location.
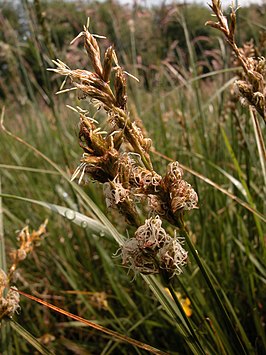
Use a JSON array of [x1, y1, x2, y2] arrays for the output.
[[167, 283, 206, 355], [176, 216, 247, 355], [0, 177, 7, 272]]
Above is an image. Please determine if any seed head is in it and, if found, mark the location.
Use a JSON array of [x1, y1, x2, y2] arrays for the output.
[[103, 178, 130, 208], [135, 215, 171, 251], [121, 238, 159, 275], [164, 161, 183, 185], [0, 278, 20, 320], [121, 216, 188, 277], [170, 180, 198, 213], [6, 287, 20, 315], [158, 238, 188, 276], [132, 166, 162, 194], [148, 195, 167, 216], [82, 26, 103, 79], [162, 162, 198, 214]]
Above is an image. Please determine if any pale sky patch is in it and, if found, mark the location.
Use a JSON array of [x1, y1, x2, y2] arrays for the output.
[[117, 0, 264, 8]]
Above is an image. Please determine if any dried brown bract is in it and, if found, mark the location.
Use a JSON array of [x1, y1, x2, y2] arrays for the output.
[[9, 219, 48, 280]]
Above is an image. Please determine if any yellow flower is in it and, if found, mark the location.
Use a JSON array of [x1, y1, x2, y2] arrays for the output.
[[164, 288, 192, 317]]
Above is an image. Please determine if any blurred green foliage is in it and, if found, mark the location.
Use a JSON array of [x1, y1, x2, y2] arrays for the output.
[[0, 0, 265, 99]]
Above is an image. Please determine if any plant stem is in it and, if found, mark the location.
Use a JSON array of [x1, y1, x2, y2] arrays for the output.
[[176, 215, 248, 355], [167, 282, 206, 355]]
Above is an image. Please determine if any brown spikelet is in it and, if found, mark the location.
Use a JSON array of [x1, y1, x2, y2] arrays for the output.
[[229, 8, 236, 41], [83, 26, 103, 79], [103, 46, 114, 83], [114, 67, 127, 110], [79, 116, 107, 156]]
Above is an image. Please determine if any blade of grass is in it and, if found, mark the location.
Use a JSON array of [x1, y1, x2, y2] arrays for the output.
[[204, 262, 255, 354], [249, 108, 266, 190], [12, 288, 169, 355], [0, 178, 7, 272], [0, 178, 12, 355], [10, 319, 54, 355], [142, 275, 205, 354], [52, 258, 98, 317], [0, 193, 118, 242], [176, 217, 248, 355], [180, 14, 207, 155], [143, 68, 241, 116], [220, 125, 264, 247], [233, 238, 266, 278], [102, 306, 164, 355], [0, 164, 60, 175], [181, 150, 248, 198]]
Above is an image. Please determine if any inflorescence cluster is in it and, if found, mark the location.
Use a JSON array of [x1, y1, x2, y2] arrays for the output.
[[50, 22, 198, 278], [0, 220, 47, 321], [206, 0, 266, 123]]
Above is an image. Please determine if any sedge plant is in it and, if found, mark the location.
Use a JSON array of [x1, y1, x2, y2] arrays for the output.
[[48, 15, 256, 354], [0, 1, 265, 353]]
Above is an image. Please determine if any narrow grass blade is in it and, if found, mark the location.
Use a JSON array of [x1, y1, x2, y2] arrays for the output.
[[0, 164, 60, 175], [204, 263, 254, 354], [142, 275, 205, 355], [234, 238, 266, 278], [12, 288, 169, 355], [180, 150, 248, 198], [10, 319, 54, 355], [220, 125, 264, 246], [0, 177, 7, 271], [178, 222, 248, 355], [0, 177, 12, 355], [250, 108, 266, 190], [0, 193, 123, 244]]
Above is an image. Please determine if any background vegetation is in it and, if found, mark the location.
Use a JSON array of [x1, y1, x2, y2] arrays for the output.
[[0, 0, 265, 354]]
